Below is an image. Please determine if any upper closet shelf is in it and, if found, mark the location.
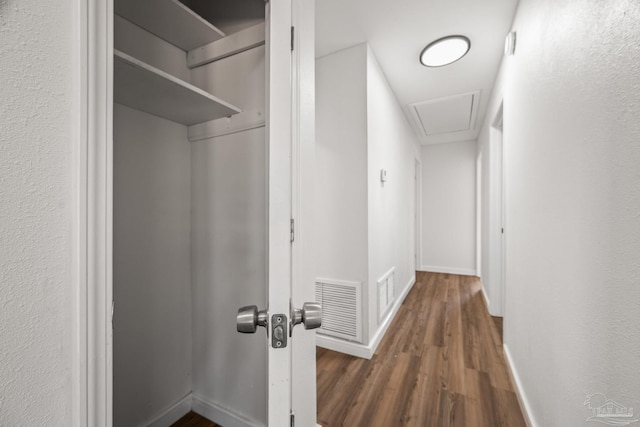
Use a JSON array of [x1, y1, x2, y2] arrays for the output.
[[114, 50, 241, 126], [114, 0, 225, 51]]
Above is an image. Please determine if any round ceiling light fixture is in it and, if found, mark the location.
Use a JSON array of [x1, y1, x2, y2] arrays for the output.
[[420, 35, 471, 67]]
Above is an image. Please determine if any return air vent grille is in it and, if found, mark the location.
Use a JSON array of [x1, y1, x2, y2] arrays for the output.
[[378, 267, 396, 322], [315, 279, 362, 343]]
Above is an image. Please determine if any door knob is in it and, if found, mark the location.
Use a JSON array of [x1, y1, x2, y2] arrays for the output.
[[236, 305, 268, 333], [291, 302, 322, 332]]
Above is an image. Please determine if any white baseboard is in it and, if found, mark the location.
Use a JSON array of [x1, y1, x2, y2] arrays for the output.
[[419, 265, 477, 276], [369, 275, 415, 354], [479, 278, 505, 317], [503, 344, 537, 427], [139, 392, 265, 427], [317, 275, 416, 360], [480, 284, 491, 310], [192, 392, 264, 427], [143, 393, 192, 427], [316, 335, 373, 359]]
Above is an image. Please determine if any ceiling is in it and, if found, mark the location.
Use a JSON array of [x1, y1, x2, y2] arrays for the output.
[[315, 0, 519, 145]]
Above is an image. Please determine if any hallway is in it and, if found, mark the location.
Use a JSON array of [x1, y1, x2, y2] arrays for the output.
[[317, 271, 526, 427]]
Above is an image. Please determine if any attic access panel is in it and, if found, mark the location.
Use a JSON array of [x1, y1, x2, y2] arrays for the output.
[[410, 91, 480, 137]]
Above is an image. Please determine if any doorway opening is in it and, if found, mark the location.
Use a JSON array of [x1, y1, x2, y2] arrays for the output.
[[414, 158, 422, 272], [491, 101, 506, 318]]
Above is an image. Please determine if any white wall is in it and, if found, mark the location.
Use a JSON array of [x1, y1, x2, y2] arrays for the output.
[[365, 46, 420, 341], [0, 0, 75, 424], [113, 105, 193, 426], [191, 129, 267, 425], [315, 45, 369, 288], [478, 0, 640, 425], [420, 141, 477, 275], [315, 43, 421, 349], [113, 19, 196, 427], [190, 46, 267, 425]]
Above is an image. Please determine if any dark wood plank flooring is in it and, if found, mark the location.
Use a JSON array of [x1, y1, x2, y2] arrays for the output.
[[316, 271, 527, 427], [172, 411, 221, 427], [173, 272, 524, 427]]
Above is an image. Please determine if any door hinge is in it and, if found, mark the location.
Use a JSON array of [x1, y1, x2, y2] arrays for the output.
[[290, 412, 295, 427], [111, 300, 115, 322], [290, 218, 295, 243], [291, 26, 295, 51]]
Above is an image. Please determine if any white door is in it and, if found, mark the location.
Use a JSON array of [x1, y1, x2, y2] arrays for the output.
[[265, 0, 294, 425], [237, 1, 319, 426]]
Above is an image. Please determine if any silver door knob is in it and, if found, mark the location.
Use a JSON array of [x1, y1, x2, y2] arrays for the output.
[[236, 305, 268, 333], [291, 302, 322, 331]]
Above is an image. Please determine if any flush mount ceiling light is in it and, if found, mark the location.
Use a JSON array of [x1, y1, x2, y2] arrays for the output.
[[420, 35, 471, 67]]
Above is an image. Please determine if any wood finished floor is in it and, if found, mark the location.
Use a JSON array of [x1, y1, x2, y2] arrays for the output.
[[171, 411, 221, 427], [316, 271, 527, 427]]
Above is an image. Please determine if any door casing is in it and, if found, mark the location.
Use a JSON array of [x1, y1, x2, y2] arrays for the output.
[[75, 0, 113, 425], [490, 101, 505, 317]]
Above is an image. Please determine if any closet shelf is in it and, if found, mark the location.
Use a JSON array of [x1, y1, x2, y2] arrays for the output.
[[114, 50, 241, 126], [114, 0, 225, 51]]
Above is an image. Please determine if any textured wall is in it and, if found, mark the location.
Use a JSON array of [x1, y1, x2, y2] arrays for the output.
[[0, 0, 74, 425], [478, 0, 640, 425]]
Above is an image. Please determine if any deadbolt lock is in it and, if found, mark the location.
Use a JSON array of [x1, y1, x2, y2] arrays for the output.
[[271, 314, 287, 349]]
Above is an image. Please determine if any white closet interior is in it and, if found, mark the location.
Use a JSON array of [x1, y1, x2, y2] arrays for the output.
[[112, 1, 268, 425]]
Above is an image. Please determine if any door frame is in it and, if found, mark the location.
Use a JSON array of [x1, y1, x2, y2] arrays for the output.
[[76, 0, 314, 425], [265, 0, 295, 424], [489, 101, 505, 317], [75, 0, 113, 425], [414, 158, 422, 272], [476, 150, 482, 277], [290, 0, 318, 426]]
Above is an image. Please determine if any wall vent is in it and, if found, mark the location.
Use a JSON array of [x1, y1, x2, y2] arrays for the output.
[[378, 267, 396, 322], [315, 278, 362, 343]]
